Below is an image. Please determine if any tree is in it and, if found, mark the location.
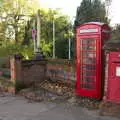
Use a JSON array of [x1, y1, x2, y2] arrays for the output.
[[0, 0, 40, 58], [24, 9, 72, 58], [0, 0, 39, 43], [0, 21, 7, 46], [111, 25, 120, 41], [74, 0, 109, 27], [0, 1, 73, 59]]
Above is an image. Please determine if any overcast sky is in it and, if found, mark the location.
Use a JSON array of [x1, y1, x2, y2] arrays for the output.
[[39, 0, 119, 26]]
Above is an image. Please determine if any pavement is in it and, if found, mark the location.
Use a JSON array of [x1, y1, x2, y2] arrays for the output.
[[0, 94, 119, 120]]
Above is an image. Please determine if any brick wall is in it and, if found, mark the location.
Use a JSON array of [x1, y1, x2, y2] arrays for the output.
[[10, 55, 47, 92], [21, 60, 47, 86], [46, 59, 75, 83], [10, 56, 76, 93], [10, 54, 111, 98]]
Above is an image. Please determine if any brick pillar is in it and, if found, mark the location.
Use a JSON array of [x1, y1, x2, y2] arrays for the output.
[[10, 55, 22, 94]]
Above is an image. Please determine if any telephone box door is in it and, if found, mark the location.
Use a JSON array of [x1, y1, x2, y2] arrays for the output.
[[108, 63, 120, 102], [77, 37, 101, 98]]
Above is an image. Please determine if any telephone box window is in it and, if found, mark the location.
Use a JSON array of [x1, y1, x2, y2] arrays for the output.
[[80, 38, 97, 90]]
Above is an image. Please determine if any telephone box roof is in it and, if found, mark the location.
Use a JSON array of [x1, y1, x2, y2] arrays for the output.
[[84, 22, 106, 26], [76, 22, 110, 29]]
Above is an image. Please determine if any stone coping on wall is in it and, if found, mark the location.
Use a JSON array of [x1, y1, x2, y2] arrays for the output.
[[47, 59, 75, 66], [21, 60, 47, 67], [21, 59, 75, 66]]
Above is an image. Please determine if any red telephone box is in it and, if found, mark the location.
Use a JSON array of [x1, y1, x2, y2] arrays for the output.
[[107, 52, 120, 103], [76, 22, 111, 99]]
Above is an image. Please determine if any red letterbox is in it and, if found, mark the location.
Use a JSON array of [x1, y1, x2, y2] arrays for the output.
[[76, 22, 111, 99], [107, 52, 120, 103]]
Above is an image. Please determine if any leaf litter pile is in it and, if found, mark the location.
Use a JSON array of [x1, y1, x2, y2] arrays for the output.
[[19, 79, 101, 110], [19, 79, 74, 102]]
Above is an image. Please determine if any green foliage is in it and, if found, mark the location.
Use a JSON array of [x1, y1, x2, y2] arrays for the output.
[[2, 71, 11, 78], [0, 47, 9, 56], [0, 78, 15, 88], [0, 43, 34, 59], [74, 0, 109, 27], [0, 1, 73, 59], [111, 24, 120, 41], [20, 45, 34, 59], [55, 36, 75, 59], [0, 0, 39, 44], [55, 39, 68, 59], [0, 57, 8, 68], [24, 8, 72, 59], [15, 80, 27, 92], [40, 40, 52, 58]]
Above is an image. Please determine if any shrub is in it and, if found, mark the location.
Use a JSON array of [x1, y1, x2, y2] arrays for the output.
[[15, 80, 27, 92]]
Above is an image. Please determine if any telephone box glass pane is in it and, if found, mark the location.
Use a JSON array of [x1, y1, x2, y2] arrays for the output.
[[80, 38, 96, 90], [82, 83, 95, 89], [82, 38, 96, 45], [82, 52, 96, 58], [82, 46, 96, 50], [85, 77, 95, 83], [82, 57, 96, 64], [82, 64, 96, 70], [82, 70, 96, 77]]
